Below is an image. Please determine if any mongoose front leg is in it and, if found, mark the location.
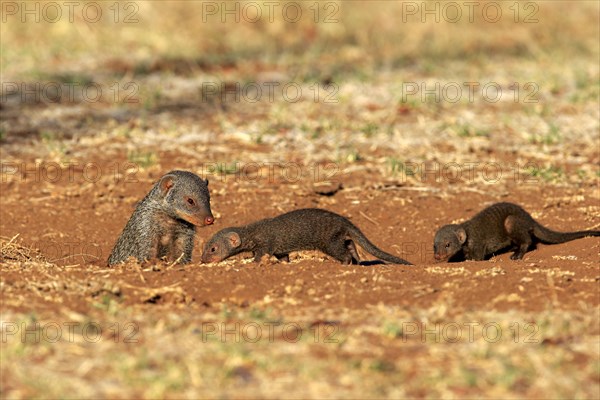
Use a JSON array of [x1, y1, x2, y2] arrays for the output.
[[253, 250, 266, 262], [274, 253, 290, 262], [172, 230, 194, 263], [156, 233, 172, 261], [467, 245, 486, 261]]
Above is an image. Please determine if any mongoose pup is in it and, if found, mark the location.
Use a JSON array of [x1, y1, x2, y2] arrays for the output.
[[108, 170, 214, 265], [201, 208, 413, 265], [433, 202, 600, 262]]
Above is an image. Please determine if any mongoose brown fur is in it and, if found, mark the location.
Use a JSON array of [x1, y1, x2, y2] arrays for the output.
[[433, 202, 600, 261], [108, 170, 214, 265], [201, 208, 413, 265]]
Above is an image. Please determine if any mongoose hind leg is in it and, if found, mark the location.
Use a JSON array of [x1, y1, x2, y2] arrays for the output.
[[510, 244, 530, 260], [345, 239, 361, 264], [323, 240, 356, 265], [504, 215, 533, 260]]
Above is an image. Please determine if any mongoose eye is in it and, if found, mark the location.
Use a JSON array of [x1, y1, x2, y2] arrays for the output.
[[445, 243, 450, 248], [187, 197, 195, 206], [210, 246, 217, 253]]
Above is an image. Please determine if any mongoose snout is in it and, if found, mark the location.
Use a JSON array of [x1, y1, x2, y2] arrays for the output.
[[175, 209, 214, 227]]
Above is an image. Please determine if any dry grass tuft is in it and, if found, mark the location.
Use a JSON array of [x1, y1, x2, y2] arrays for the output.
[[0, 235, 47, 263]]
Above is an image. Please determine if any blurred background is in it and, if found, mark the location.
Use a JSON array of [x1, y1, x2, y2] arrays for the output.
[[2, 1, 598, 172], [2, 1, 599, 81]]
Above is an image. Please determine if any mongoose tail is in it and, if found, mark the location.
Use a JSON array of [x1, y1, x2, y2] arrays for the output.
[[348, 226, 413, 265], [533, 225, 600, 244]]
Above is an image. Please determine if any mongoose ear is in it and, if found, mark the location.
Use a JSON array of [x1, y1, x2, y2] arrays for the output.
[[226, 232, 241, 248], [455, 228, 467, 244], [205, 179, 209, 186], [159, 175, 175, 195]]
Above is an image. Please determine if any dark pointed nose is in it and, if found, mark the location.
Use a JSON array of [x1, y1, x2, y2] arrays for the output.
[[204, 215, 214, 225]]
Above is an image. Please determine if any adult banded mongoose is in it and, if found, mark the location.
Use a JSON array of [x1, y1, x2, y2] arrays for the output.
[[108, 170, 214, 265], [201, 208, 413, 265], [433, 202, 600, 262]]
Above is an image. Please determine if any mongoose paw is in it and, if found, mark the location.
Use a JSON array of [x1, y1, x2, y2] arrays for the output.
[[257, 254, 278, 266], [275, 254, 290, 262]]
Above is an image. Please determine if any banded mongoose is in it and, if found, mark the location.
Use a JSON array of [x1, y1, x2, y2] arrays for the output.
[[108, 170, 214, 265], [201, 208, 413, 265], [433, 202, 600, 261]]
